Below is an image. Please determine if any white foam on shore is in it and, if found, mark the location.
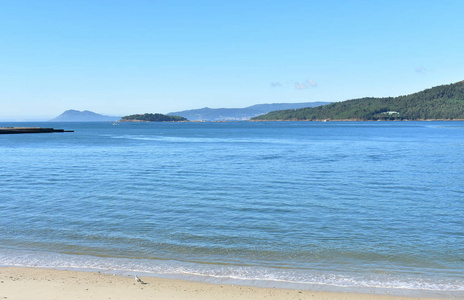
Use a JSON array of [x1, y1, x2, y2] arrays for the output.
[[0, 250, 462, 298]]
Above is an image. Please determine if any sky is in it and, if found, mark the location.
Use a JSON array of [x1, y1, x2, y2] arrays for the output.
[[1, 0, 463, 120]]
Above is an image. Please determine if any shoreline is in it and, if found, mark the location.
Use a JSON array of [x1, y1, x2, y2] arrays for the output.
[[43, 119, 464, 122], [250, 119, 464, 122], [0, 267, 456, 300], [2, 249, 462, 298]]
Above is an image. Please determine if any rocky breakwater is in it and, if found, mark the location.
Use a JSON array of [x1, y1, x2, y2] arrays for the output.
[[0, 127, 74, 134]]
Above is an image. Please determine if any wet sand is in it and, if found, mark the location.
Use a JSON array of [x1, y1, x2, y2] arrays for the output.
[[0, 267, 450, 300]]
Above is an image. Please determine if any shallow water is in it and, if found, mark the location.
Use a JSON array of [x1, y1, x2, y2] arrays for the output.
[[0, 121, 463, 297]]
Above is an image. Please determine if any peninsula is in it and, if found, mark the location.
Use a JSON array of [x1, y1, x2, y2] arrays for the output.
[[252, 81, 464, 121]]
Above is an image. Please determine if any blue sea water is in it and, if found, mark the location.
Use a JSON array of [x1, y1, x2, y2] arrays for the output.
[[0, 121, 463, 297]]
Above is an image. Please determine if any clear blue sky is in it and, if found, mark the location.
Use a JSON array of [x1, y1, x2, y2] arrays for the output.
[[1, 0, 463, 120]]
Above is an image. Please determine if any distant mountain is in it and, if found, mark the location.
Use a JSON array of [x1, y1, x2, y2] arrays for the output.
[[252, 81, 464, 121], [168, 102, 330, 121], [50, 110, 121, 122]]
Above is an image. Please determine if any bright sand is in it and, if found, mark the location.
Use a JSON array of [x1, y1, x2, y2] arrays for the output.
[[0, 267, 453, 300]]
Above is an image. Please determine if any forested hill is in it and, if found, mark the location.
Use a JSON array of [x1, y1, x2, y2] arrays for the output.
[[120, 113, 187, 122], [252, 81, 464, 121]]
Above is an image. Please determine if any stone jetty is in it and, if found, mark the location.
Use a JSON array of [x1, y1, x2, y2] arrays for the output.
[[0, 127, 74, 134]]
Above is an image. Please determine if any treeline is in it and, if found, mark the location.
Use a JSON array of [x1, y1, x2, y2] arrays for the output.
[[120, 113, 187, 122], [252, 81, 464, 121]]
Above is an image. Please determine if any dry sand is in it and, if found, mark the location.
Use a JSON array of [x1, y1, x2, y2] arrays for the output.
[[0, 267, 454, 300]]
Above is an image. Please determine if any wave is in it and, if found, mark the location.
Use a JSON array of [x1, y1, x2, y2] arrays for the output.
[[109, 134, 302, 145], [1, 250, 462, 298]]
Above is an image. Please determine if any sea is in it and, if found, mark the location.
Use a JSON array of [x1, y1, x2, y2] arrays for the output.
[[0, 121, 463, 298]]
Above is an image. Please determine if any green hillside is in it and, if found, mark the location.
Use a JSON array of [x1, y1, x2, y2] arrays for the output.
[[252, 81, 464, 121], [120, 113, 187, 122]]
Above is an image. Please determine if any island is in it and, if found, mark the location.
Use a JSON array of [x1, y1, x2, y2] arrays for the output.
[[252, 81, 464, 121], [119, 113, 188, 122]]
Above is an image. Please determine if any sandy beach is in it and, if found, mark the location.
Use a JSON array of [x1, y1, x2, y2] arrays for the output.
[[0, 267, 453, 300]]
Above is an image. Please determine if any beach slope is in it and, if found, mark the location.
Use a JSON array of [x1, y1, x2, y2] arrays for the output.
[[0, 267, 448, 300]]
